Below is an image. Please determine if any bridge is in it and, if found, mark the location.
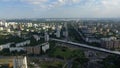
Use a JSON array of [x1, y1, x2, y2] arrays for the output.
[[50, 38, 120, 55]]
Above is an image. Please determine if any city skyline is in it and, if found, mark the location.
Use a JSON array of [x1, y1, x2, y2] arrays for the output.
[[0, 0, 120, 19]]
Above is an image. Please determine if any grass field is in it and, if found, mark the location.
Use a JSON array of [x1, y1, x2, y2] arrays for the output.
[[48, 46, 85, 60], [40, 61, 64, 68]]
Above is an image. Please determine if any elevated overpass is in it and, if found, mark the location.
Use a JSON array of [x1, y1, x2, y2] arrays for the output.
[[51, 38, 120, 55]]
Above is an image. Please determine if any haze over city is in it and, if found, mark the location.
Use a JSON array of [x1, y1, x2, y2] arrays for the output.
[[1, 0, 120, 68], [0, 0, 120, 19]]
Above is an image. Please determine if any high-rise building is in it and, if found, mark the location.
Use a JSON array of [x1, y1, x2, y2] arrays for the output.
[[63, 22, 68, 40], [101, 38, 120, 49], [4, 22, 8, 27], [25, 47, 33, 54], [24, 46, 41, 55], [33, 46, 41, 55], [0, 56, 28, 68], [55, 25, 61, 38], [44, 32, 49, 42], [0, 21, 3, 26], [13, 56, 28, 68]]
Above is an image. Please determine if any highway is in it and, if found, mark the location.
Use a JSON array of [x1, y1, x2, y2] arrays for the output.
[[71, 23, 86, 40], [50, 38, 120, 55]]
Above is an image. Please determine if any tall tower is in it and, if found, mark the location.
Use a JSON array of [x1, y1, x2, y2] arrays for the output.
[[13, 56, 28, 68], [64, 22, 68, 41], [44, 32, 49, 42], [56, 24, 61, 38]]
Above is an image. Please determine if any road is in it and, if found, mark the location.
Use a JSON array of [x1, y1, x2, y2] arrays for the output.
[[71, 23, 85, 40]]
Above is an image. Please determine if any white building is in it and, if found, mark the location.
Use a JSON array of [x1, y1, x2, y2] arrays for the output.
[[42, 43, 49, 52], [27, 23, 32, 27], [10, 47, 25, 52], [0, 27, 3, 31], [85, 38, 100, 43], [33, 35, 40, 41], [16, 40, 30, 47], [4, 22, 8, 27], [0, 21, 3, 26], [7, 28, 11, 32], [0, 46, 3, 51], [13, 56, 28, 68], [0, 43, 12, 51]]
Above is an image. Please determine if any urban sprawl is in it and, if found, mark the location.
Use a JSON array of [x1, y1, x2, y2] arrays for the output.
[[0, 19, 120, 68]]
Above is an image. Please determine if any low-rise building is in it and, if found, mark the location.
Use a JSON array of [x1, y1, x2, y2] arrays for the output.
[[10, 47, 25, 52], [16, 40, 30, 47], [42, 42, 49, 53], [33, 35, 40, 41], [0, 43, 13, 51]]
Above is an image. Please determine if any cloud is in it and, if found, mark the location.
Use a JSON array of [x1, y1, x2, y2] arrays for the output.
[[21, 0, 48, 5], [2, 0, 120, 9], [101, 0, 120, 8], [19, 0, 82, 8], [1, 0, 120, 18], [1, 0, 120, 8], [1, 0, 120, 11]]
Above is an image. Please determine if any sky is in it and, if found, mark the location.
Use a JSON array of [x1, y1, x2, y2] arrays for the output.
[[0, 0, 120, 19]]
